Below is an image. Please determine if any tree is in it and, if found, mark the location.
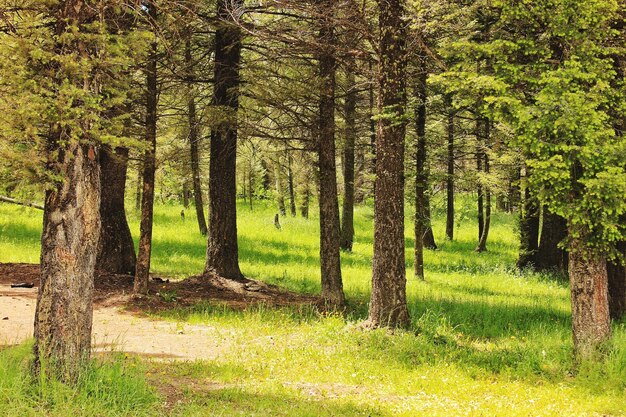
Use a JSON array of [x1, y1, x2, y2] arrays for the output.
[[316, 0, 344, 308], [97, 146, 136, 275], [135, 0, 159, 294], [205, 0, 244, 280], [368, 0, 410, 328], [185, 27, 208, 236], [0, 0, 136, 382]]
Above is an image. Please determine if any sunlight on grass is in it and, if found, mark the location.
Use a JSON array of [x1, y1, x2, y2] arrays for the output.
[[1, 198, 626, 416]]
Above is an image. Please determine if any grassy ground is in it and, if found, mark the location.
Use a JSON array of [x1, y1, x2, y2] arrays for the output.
[[1, 199, 625, 416]]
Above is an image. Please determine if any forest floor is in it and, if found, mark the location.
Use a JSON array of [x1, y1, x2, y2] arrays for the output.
[[0, 262, 316, 359], [1, 201, 626, 416]]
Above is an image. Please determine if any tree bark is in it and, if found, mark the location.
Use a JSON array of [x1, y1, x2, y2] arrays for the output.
[[568, 238, 611, 357], [535, 209, 568, 272], [134, 2, 159, 294], [517, 167, 540, 269], [340, 56, 357, 252], [186, 32, 208, 236], [96, 146, 136, 275], [476, 120, 490, 252], [33, 0, 100, 383], [368, 0, 409, 328], [445, 105, 455, 241], [608, 240, 626, 320], [414, 69, 427, 280], [205, 0, 244, 280], [317, 0, 344, 309]]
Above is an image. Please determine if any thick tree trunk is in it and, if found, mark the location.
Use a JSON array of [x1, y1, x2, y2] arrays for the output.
[[340, 56, 357, 252], [287, 152, 297, 217], [368, 0, 409, 328], [96, 146, 136, 275], [608, 240, 626, 320], [568, 238, 611, 357], [34, 141, 100, 383], [135, 4, 158, 294], [535, 209, 568, 272], [368, 60, 377, 199], [205, 0, 244, 280], [413, 70, 428, 280], [33, 0, 100, 384], [445, 98, 455, 241], [317, 0, 344, 308], [517, 168, 540, 269], [186, 33, 208, 236]]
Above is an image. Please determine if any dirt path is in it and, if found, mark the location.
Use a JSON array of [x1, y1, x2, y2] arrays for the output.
[[0, 285, 228, 360]]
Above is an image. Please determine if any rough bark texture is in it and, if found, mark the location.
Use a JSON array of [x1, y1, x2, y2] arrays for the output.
[[96, 146, 136, 275], [369, 0, 409, 328], [608, 240, 626, 320], [317, 0, 344, 308], [445, 100, 455, 241], [535, 209, 568, 273], [186, 33, 208, 236], [568, 239, 611, 357], [33, 0, 100, 383], [340, 57, 357, 252], [517, 169, 540, 269], [34, 142, 100, 383], [413, 70, 427, 280], [205, 0, 244, 280]]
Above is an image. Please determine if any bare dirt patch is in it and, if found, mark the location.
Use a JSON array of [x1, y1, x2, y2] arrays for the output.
[[0, 262, 318, 360]]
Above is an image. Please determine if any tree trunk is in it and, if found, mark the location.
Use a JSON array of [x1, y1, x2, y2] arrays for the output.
[[413, 69, 427, 280], [535, 209, 568, 272], [340, 56, 357, 252], [287, 152, 297, 217], [317, 0, 344, 309], [608, 240, 626, 320], [96, 146, 136, 275], [135, 3, 159, 294], [186, 32, 208, 236], [475, 121, 485, 242], [517, 167, 540, 269], [368, 0, 409, 328], [33, 0, 100, 383], [368, 60, 377, 200], [476, 120, 490, 252], [445, 98, 455, 241], [205, 0, 244, 280], [135, 161, 142, 211], [300, 156, 311, 219], [568, 238, 611, 357], [273, 157, 287, 216]]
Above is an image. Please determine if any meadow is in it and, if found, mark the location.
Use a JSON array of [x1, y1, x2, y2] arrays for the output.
[[1, 198, 625, 416]]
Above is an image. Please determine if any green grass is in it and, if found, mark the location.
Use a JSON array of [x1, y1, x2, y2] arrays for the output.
[[1, 198, 626, 416]]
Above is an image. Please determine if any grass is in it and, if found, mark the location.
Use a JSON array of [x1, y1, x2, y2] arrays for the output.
[[1, 197, 626, 416]]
